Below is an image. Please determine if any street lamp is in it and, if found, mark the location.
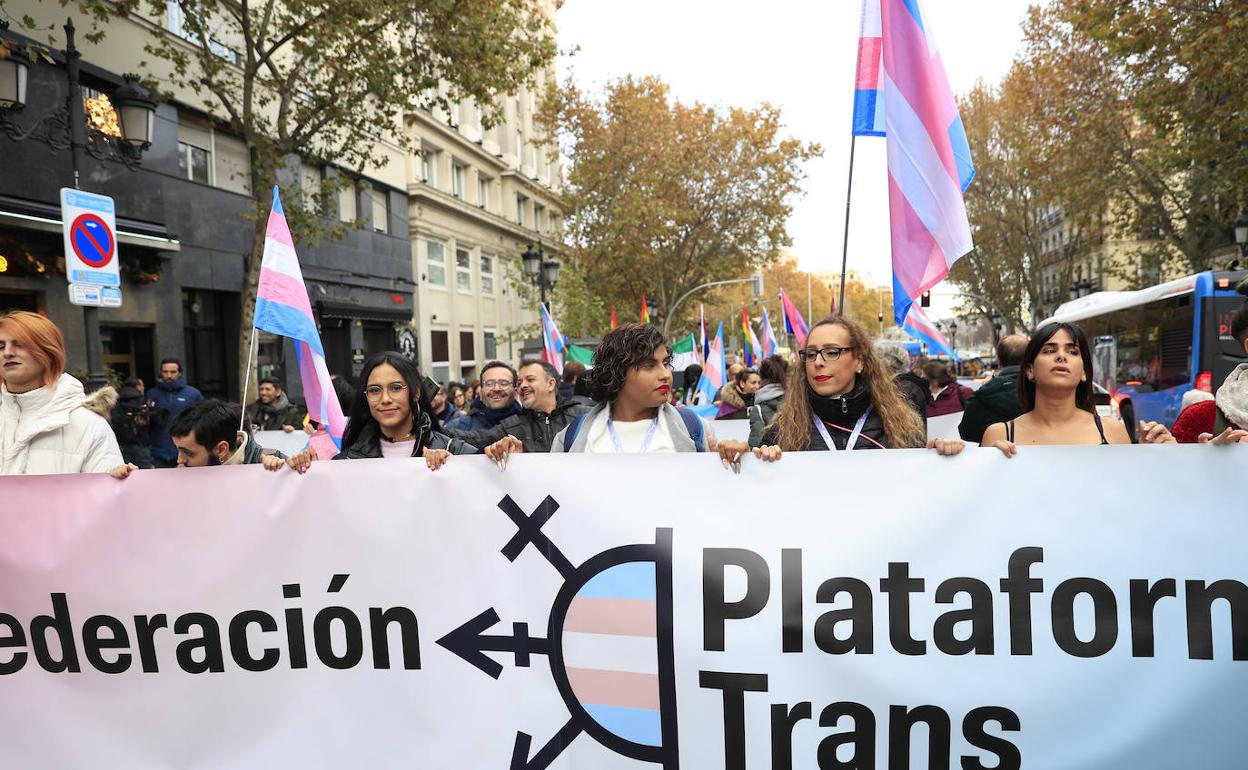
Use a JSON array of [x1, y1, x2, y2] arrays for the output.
[[1234, 211, 1248, 259], [0, 18, 156, 390], [1069, 278, 1093, 301], [521, 243, 559, 310], [990, 309, 1005, 344]]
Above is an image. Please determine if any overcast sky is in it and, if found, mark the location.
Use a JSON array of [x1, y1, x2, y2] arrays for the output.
[[556, 0, 1038, 318]]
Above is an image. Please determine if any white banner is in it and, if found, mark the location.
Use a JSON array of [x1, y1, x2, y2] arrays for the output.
[[2, 446, 1246, 769]]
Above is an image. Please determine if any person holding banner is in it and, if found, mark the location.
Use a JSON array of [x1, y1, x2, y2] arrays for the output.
[[982, 323, 1175, 455], [747, 355, 788, 447], [0, 311, 126, 477], [545, 324, 713, 454], [333, 352, 476, 469], [169, 399, 291, 470], [718, 317, 964, 466]]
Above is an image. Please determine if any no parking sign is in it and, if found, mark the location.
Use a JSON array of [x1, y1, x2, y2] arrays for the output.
[[60, 188, 123, 308]]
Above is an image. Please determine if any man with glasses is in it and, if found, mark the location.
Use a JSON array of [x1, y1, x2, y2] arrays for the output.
[[444, 360, 523, 433], [463, 360, 592, 459]]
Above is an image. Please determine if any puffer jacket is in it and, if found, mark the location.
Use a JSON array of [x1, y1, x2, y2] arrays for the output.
[[760, 382, 890, 451], [0, 374, 123, 475], [444, 398, 522, 432], [333, 412, 477, 459], [451, 399, 591, 453], [149, 377, 203, 463], [747, 383, 785, 447]]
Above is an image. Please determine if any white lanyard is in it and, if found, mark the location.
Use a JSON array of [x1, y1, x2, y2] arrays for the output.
[[607, 414, 660, 454], [812, 406, 873, 451]]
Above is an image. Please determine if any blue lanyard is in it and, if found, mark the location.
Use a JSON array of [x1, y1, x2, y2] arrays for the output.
[[607, 414, 660, 454], [812, 406, 872, 451]]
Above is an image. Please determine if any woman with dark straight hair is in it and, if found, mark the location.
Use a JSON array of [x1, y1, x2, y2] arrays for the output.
[[982, 322, 1173, 455], [333, 351, 476, 468]]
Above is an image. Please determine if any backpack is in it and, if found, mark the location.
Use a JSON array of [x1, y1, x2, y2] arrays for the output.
[[562, 407, 706, 452]]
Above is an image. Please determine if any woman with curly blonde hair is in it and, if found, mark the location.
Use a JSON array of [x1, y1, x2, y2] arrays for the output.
[[717, 317, 963, 467]]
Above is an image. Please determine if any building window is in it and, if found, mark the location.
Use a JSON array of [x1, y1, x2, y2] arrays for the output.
[[177, 141, 211, 184], [534, 204, 544, 233], [516, 195, 526, 226], [338, 179, 357, 222], [368, 185, 388, 234], [456, 248, 472, 293], [427, 239, 446, 287], [477, 175, 490, 209], [480, 255, 494, 295], [515, 129, 524, 163], [166, 0, 184, 36], [422, 148, 438, 186], [209, 39, 241, 65], [452, 162, 465, 199], [459, 330, 475, 364], [431, 330, 450, 384], [484, 331, 497, 360]]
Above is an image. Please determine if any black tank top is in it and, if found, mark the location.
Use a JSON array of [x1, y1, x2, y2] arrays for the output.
[[1006, 413, 1109, 445]]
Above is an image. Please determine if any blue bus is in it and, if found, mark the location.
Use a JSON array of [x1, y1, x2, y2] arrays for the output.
[[1041, 268, 1248, 439]]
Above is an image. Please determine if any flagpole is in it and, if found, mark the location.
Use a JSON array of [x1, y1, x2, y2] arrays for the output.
[[238, 324, 258, 434], [837, 134, 858, 317]]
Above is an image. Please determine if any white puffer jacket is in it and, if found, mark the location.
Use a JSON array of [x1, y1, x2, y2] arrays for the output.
[[0, 374, 123, 475]]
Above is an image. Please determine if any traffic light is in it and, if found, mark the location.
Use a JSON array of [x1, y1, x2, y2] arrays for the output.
[[751, 271, 764, 298], [920, 291, 931, 308]]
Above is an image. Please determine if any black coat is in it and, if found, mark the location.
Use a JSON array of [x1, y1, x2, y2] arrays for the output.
[[451, 399, 591, 453], [761, 383, 890, 451], [333, 413, 476, 459], [958, 366, 1024, 444]]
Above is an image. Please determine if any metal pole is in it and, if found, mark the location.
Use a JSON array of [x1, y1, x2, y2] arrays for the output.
[[64, 19, 108, 392], [837, 134, 857, 316], [807, 272, 812, 321]]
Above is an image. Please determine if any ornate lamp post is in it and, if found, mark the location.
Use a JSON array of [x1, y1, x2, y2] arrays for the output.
[[521, 243, 560, 311]]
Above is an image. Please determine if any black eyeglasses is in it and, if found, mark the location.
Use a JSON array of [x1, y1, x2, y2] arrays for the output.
[[798, 346, 852, 364]]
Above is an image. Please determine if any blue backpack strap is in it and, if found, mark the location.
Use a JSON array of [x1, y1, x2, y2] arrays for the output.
[[675, 407, 706, 452], [562, 413, 587, 452]]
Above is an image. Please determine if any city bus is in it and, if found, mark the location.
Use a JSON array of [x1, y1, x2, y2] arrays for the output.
[[1041, 268, 1248, 440]]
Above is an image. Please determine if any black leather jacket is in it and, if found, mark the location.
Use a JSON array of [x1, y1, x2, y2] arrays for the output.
[[449, 399, 591, 453], [333, 412, 477, 459]]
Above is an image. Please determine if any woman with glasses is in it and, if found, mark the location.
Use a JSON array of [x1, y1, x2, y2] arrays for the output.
[[981, 322, 1174, 455], [717, 317, 964, 467], [332, 352, 476, 469]]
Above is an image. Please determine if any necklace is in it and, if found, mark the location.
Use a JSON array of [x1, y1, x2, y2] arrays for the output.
[[380, 428, 416, 443]]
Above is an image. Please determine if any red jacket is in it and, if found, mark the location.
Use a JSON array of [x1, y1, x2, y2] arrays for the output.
[[1172, 400, 1240, 443], [928, 383, 973, 417]]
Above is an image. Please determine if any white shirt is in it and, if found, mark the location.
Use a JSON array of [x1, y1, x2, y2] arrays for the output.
[[583, 409, 677, 454], [379, 439, 417, 459]]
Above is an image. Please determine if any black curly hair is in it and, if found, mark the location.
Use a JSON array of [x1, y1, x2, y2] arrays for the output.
[[588, 323, 671, 403]]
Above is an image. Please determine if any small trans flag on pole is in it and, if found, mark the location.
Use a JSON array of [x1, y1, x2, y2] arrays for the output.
[[759, 307, 779, 359], [901, 303, 958, 360], [696, 321, 726, 405], [541, 303, 566, 376], [853, 0, 886, 137], [254, 186, 346, 450]]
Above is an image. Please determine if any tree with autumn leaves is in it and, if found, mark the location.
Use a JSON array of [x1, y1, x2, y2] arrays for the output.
[[541, 76, 820, 337], [952, 0, 1248, 328]]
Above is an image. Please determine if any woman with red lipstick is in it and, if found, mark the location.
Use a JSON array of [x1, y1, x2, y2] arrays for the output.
[[981, 322, 1174, 454], [717, 317, 963, 466], [551, 324, 712, 453]]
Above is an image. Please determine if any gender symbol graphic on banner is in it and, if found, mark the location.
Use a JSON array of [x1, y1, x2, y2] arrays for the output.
[[60, 187, 123, 308]]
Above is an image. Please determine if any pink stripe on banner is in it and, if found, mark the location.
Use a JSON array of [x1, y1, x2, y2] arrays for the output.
[[881, 0, 958, 180], [565, 598, 657, 637], [888, 176, 948, 299], [855, 37, 882, 89], [265, 212, 295, 248], [258, 268, 315, 316], [566, 668, 660, 710]]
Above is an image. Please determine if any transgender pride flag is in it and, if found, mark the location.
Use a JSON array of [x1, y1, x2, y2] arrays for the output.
[[540, 303, 566, 376], [901, 303, 958, 360], [759, 307, 779, 359], [855, 0, 975, 324], [254, 187, 347, 449], [696, 321, 726, 405]]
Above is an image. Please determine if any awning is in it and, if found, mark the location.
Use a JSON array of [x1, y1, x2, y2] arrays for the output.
[[317, 299, 413, 323], [0, 194, 181, 252]]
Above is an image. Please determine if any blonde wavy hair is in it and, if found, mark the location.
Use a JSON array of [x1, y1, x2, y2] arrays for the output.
[[770, 317, 926, 451]]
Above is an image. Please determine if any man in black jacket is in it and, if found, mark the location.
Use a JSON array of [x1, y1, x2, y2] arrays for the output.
[[458, 359, 590, 454], [959, 334, 1029, 443]]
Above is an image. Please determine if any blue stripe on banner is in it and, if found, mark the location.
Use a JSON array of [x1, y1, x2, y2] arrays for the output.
[[583, 705, 662, 747], [254, 298, 326, 357], [948, 115, 976, 193], [577, 562, 656, 600], [852, 90, 886, 137]]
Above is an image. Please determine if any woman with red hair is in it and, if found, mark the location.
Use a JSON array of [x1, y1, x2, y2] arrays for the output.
[[0, 311, 124, 475]]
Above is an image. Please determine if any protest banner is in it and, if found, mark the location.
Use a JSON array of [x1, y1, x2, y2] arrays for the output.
[[2, 447, 1245, 768]]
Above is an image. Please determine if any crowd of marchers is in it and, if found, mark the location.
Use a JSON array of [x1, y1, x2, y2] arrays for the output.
[[1, 302, 1245, 480]]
